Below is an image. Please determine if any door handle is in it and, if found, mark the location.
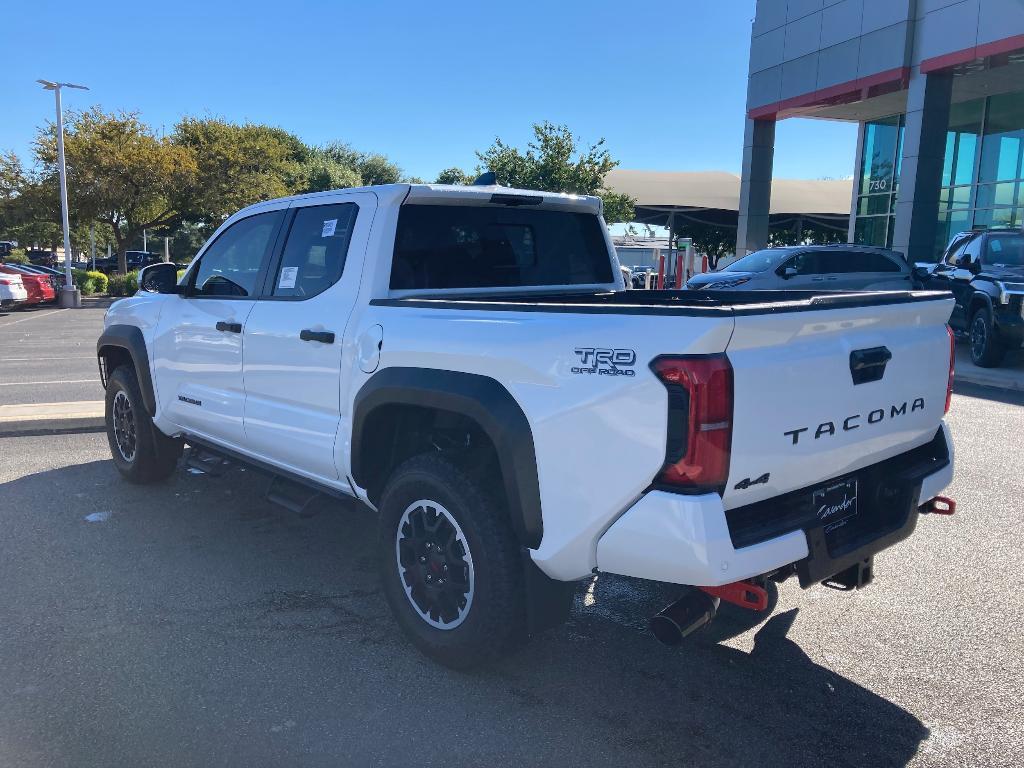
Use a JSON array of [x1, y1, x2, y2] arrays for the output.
[[215, 321, 242, 333], [299, 329, 335, 344]]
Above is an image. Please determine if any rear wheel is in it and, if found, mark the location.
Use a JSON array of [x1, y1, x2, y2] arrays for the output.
[[377, 454, 527, 668], [969, 306, 1005, 368], [105, 366, 182, 483]]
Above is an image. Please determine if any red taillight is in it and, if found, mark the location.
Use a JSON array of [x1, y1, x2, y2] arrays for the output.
[[651, 355, 733, 492], [945, 324, 955, 414]]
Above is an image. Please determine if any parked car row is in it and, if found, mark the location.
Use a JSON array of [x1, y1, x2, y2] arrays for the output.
[[0, 261, 62, 308]]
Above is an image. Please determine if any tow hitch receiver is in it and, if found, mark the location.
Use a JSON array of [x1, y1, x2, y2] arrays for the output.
[[700, 580, 769, 611], [920, 495, 956, 515]]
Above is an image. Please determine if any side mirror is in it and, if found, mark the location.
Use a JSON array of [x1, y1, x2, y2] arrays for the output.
[[138, 262, 181, 294], [912, 265, 931, 281]]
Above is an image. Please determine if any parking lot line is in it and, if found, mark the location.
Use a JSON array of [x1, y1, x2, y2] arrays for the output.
[[0, 308, 69, 329], [2, 356, 95, 361], [0, 379, 95, 386]]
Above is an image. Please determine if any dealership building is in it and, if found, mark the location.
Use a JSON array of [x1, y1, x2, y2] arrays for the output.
[[739, 0, 1024, 261]]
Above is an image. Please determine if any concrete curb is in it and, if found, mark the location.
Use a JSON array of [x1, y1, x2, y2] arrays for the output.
[[0, 401, 105, 436], [955, 370, 1024, 392]]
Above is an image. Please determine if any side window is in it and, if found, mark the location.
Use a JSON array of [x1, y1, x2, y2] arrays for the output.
[[855, 252, 902, 273], [784, 252, 822, 276], [191, 211, 283, 297], [818, 251, 850, 273], [961, 236, 983, 265], [945, 237, 971, 267], [271, 203, 358, 299]]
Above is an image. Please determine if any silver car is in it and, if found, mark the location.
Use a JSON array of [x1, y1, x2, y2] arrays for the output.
[[686, 245, 913, 292]]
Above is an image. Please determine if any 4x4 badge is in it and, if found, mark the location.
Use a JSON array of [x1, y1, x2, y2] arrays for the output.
[[734, 473, 769, 490]]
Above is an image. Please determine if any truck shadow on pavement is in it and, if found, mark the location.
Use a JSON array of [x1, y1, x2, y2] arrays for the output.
[[0, 455, 929, 768]]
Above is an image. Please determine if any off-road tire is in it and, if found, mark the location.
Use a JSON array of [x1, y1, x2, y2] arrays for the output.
[[377, 453, 527, 669], [105, 365, 182, 483], [969, 306, 1005, 368]]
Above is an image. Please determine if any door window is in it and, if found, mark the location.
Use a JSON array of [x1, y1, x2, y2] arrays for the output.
[[960, 236, 983, 265], [271, 203, 358, 299], [782, 252, 823, 276], [191, 211, 284, 297]]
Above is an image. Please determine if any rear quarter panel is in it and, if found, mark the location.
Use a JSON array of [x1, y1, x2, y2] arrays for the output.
[[352, 303, 734, 580]]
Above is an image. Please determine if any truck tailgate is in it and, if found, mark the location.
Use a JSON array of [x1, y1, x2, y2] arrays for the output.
[[722, 294, 954, 510]]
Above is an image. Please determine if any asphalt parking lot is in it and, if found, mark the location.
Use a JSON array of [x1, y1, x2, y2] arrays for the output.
[[1, 308, 1023, 767]]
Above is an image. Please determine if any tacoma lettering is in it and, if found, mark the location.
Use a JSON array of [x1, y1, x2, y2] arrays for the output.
[[785, 397, 925, 445]]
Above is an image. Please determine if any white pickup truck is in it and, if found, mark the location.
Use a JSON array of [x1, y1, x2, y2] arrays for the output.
[[97, 183, 956, 667]]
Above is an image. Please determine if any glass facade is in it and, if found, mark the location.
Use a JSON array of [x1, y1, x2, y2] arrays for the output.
[[854, 115, 904, 247], [854, 91, 1024, 257]]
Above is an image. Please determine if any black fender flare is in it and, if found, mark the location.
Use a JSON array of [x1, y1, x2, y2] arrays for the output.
[[351, 367, 543, 549], [967, 289, 994, 316], [96, 324, 157, 416]]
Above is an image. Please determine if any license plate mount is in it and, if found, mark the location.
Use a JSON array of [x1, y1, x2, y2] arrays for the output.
[[812, 477, 859, 538]]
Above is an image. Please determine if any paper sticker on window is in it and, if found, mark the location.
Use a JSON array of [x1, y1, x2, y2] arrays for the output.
[[322, 219, 338, 238], [278, 266, 298, 289], [991, 239, 1003, 252]]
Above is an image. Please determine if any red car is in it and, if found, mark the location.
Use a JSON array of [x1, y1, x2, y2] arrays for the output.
[[0, 265, 56, 305]]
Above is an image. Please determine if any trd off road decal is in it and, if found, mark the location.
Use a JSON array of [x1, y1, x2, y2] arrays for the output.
[[572, 348, 637, 376]]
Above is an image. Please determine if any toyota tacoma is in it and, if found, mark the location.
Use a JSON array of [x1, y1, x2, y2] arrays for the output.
[[97, 182, 957, 667]]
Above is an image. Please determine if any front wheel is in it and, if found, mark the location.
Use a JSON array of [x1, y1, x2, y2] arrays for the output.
[[969, 307, 1005, 368], [105, 366, 182, 483], [377, 454, 527, 669]]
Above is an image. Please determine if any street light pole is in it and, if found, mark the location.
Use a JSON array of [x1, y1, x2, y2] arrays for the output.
[[37, 79, 88, 308]]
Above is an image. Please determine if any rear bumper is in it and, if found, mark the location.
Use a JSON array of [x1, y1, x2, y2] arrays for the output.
[[596, 423, 953, 588]]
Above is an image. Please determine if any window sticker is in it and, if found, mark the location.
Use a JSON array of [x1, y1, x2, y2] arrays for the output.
[[278, 266, 298, 289], [990, 238, 1003, 253], [321, 219, 338, 238]]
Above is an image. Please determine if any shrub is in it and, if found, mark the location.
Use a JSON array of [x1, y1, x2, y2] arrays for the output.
[[5, 250, 29, 264], [86, 270, 109, 294], [72, 269, 96, 295], [107, 271, 140, 297], [71, 269, 110, 295]]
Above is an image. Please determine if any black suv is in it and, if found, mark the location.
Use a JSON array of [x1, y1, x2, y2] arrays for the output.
[[919, 228, 1024, 367]]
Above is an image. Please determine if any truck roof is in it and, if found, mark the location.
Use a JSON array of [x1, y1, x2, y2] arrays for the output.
[[233, 183, 603, 218]]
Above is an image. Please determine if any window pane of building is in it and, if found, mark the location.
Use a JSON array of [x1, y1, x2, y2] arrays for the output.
[[859, 116, 900, 195], [975, 182, 1017, 208], [943, 99, 983, 187], [936, 210, 972, 257], [857, 194, 893, 215], [854, 216, 889, 246], [973, 207, 1016, 228], [979, 92, 1024, 184]]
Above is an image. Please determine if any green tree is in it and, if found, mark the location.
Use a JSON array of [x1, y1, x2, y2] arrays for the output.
[[475, 122, 635, 223], [32, 108, 197, 271], [300, 143, 405, 192], [434, 167, 473, 185], [173, 117, 306, 221]]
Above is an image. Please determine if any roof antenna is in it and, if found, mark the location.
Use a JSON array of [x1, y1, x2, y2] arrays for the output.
[[472, 171, 497, 186]]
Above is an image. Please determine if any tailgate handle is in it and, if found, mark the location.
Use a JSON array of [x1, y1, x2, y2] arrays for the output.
[[849, 346, 891, 385]]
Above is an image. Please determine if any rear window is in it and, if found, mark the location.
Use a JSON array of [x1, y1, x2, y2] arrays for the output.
[[390, 204, 614, 290]]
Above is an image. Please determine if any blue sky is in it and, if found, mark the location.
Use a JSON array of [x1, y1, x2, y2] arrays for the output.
[[2, 0, 857, 182]]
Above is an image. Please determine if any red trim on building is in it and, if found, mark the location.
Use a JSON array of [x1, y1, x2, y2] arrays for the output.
[[920, 33, 1024, 73], [748, 67, 910, 120]]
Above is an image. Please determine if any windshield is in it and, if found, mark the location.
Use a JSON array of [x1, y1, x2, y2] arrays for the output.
[[983, 234, 1024, 267], [722, 248, 787, 273]]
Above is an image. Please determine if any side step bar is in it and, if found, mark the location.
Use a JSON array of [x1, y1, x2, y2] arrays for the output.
[[181, 435, 355, 514]]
